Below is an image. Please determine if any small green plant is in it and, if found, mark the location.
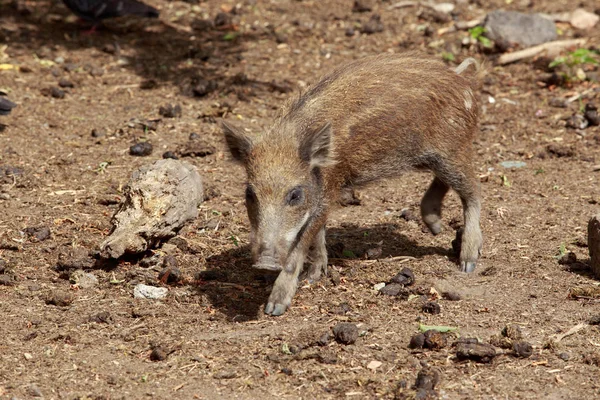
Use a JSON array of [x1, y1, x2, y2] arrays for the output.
[[549, 48, 599, 69], [441, 51, 455, 62], [95, 161, 111, 174], [556, 243, 567, 259], [342, 249, 356, 258], [534, 167, 545, 175], [549, 48, 600, 84], [468, 26, 493, 48], [230, 235, 239, 247], [501, 174, 511, 187]]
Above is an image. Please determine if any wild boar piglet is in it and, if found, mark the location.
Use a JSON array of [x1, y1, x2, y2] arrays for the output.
[[223, 52, 483, 316]]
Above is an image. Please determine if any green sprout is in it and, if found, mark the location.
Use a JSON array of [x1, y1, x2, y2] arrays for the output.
[[468, 26, 493, 48], [441, 51, 456, 62]]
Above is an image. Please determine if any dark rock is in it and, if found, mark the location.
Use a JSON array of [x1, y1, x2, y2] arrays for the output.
[[456, 342, 496, 363], [365, 246, 382, 259], [409, 333, 426, 349], [316, 332, 331, 346], [192, 79, 218, 97], [558, 251, 577, 265], [483, 11, 557, 48], [0, 258, 6, 274], [158, 262, 182, 284], [45, 291, 75, 307], [566, 114, 589, 130], [214, 12, 232, 27], [333, 322, 359, 345], [162, 151, 179, 160], [423, 330, 448, 350], [442, 291, 462, 301], [400, 208, 419, 222], [391, 267, 415, 286], [139, 253, 162, 268], [379, 283, 404, 296], [140, 79, 158, 90], [280, 367, 293, 375], [352, 0, 372, 13], [418, 8, 451, 23], [345, 27, 355, 36], [129, 142, 153, 157], [422, 301, 441, 315], [159, 104, 182, 118], [589, 315, 600, 325], [23, 226, 51, 241], [58, 78, 74, 88], [360, 14, 384, 34], [585, 103, 600, 126], [590, 214, 600, 278], [329, 269, 341, 285], [150, 346, 168, 361], [91, 128, 105, 138], [513, 341, 533, 358], [558, 352, 571, 361], [414, 367, 440, 391]]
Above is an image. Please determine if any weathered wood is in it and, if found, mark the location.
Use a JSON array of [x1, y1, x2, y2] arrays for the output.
[[589, 214, 600, 278], [100, 159, 203, 259]]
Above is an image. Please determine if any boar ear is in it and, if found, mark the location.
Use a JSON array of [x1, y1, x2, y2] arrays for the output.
[[300, 122, 334, 169], [222, 121, 253, 163]]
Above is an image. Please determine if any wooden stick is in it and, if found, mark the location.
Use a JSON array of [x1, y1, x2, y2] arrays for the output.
[[497, 39, 587, 65]]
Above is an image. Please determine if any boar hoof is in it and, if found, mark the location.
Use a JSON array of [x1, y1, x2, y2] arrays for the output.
[[460, 261, 477, 273], [265, 302, 288, 316]]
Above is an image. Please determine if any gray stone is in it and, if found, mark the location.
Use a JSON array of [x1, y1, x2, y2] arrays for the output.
[[484, 11, 557, 48], [133, 284, 168, 300]]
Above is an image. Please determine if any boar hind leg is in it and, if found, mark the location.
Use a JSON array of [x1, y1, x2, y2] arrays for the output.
[[433, 161, 482, 273], [302, 227, 328, 283], [265, 249, 305, 316], [421, 177, 450, 235]]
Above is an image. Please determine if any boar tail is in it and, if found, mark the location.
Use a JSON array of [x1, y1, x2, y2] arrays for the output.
[[454, 57, 485, 91]]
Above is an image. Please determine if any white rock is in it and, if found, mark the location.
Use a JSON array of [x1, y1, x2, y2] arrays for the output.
[[569, 8, 599, 30], [373, 282, 386, 291], [367, 360, 382, 371], [134, 284, 168, 299]]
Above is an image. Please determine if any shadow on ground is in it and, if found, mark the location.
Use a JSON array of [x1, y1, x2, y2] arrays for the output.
[[199, 223, 450, 321]]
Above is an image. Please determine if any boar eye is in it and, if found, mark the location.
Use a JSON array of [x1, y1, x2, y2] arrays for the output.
[[245, 186, 256, 203], [286, 186, 304, 206]]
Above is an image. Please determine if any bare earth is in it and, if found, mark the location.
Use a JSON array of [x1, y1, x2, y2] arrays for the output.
[[1, 0, 600, 399]]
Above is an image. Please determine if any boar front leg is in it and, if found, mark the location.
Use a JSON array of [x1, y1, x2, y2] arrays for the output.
[[302, 226, 328, 283], [264, 247, 306, 316]]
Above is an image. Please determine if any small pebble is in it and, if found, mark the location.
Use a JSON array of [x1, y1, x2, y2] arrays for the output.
[[442, 291, 462, 301], [360, 14, 384, 34], [23, 226, 51, 241], [589, 315, 600, 325], [45, 291, 74, 307], [28, 384, 43, 397], [0, 274, 16, 286], [280, 368, 293, 375], [150, 346, 168, 361], [158, 104, 182, 118], [129, 142, 153, 157], [133, 284, 168, 299], [162, 151, 178, 159], [58, 78, 74, 88], [69, 270, 98, 289], [91, 128, 105, 138], [379, 283, 403, 296], [513, 341, 533, 358], [333, 322, 359, 345], [391, 267, 415, 286], [158, 265, 182, 285], [50, 87, 65, 99], [558, 352, 570, 361], [455, 342, 496, 363], [316, 332, 332, 346], [409, 333, 426, 349], [502, 324, 523, 340], [414, 367, 440, 391], [585, 103, 600, 126], [423, 330, 448, 350], [422, 301, 441, 315]]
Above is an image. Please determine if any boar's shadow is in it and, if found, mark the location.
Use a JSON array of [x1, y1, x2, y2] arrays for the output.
[[199, 222, 450, 321]]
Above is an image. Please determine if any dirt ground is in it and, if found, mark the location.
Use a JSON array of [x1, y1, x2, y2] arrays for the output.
[[1, 0, 600, 399]]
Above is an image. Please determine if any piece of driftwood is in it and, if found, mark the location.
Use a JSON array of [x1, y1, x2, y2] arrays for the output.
[[590, 214, 600, 278], [497, 38, 587, 65], [100, 159, 203, 259]]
